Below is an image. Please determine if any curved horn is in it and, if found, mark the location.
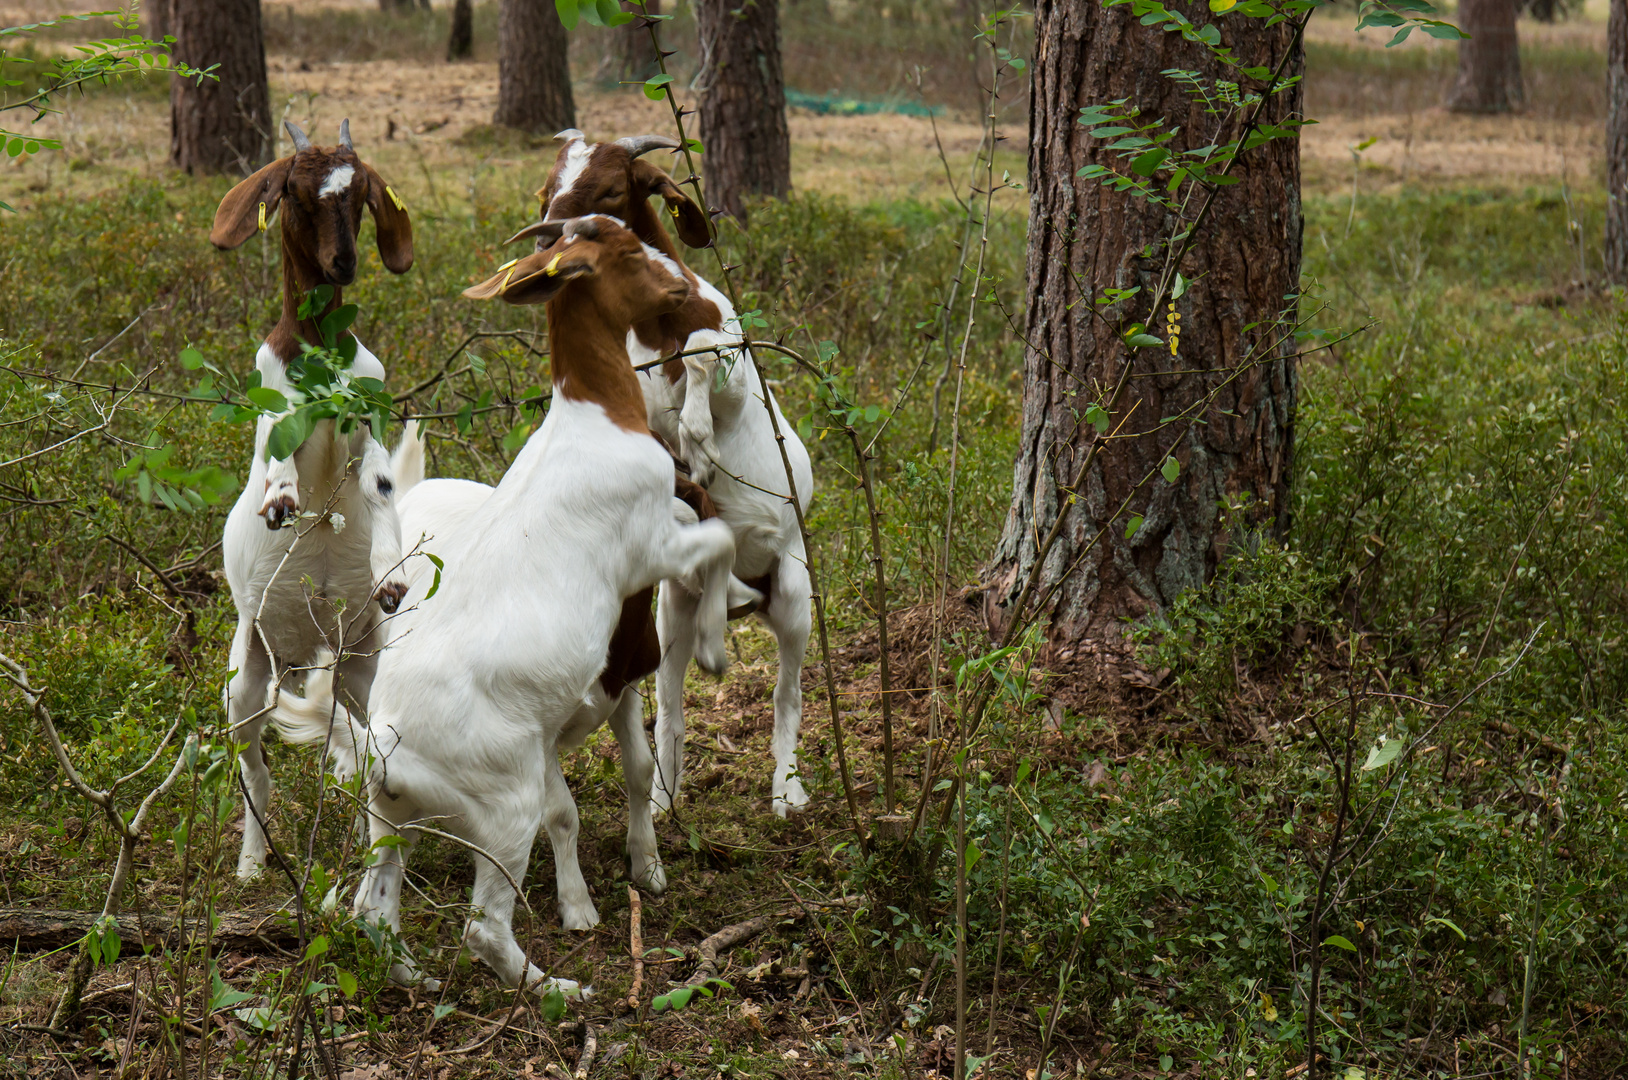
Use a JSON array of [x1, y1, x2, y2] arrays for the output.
[[504, 219, 566, 246], [615, 134, 680, 159], [553, 128, 586, 143], [284, 120, 313, 154], [338, 118, 353, 151], [565, 216, 601, 240]]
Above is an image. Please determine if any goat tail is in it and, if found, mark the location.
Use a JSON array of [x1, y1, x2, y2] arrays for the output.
[[391, 419, 427, 497], [268, 659, 369, 783]]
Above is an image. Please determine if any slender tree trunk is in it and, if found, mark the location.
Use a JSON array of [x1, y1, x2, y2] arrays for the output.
[[1446, 0, 1526, 114], [610, 0, 663, 82], [495, 0, 577, 133], [985, 0, 1302, 666], [145, 0, 171, 46], [448, 0, 474, 60], [1607, 0, 1628, 281], [696, 0, 790, 222], [169, 0, 271, 176]]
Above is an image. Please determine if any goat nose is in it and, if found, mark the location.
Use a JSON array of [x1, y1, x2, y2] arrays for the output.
[[329, 255, 357, 284]]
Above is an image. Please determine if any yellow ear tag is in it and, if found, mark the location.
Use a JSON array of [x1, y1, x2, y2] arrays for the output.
[[257, 201, 268, 233], [386, 185, 405, 211], [497, 258, 520, 288], [544, 253, 563, 276]]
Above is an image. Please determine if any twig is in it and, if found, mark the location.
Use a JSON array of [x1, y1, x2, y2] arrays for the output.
[[626, 887, 644, 1010]]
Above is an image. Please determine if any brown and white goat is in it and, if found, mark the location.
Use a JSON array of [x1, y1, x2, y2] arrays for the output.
[[269, 216, 734, 995], [211, 119, 415, 879], [517, 131, 816, 817]]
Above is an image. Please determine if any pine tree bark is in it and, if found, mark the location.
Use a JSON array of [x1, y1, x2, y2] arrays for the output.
[[169, 0, 271, 176], [448, 0, 474, 60], [985, 1, 1303, 663], [1446, 0, 1526, 113], [1607, 0, 1628, 281], [610, 0, 662, 82], [696, 0, 790, 222], [495, 0, 577, 133]]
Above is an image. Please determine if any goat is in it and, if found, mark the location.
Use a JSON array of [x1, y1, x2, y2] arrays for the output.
[[269, 216, 735, 996], [521, 130, 816, 818], [210, 119, 416, 879]]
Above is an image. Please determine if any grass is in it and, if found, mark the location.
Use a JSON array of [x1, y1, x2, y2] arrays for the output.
[[3, 6, 1628, 1079]]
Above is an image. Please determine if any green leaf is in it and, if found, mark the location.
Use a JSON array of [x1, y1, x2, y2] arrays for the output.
[[653, 985, 699, 1013], [180, 346, 206, 370], [1361, 736, 1403, 772], [1161, 456, 1180, 483], [335, 969, 358, 997], [540, 986, 567, 1023], [863, 404, 881, 424], [1085, 403, 1110, 433], [210, 971, 254, 1011], [268, 408, 313, 461], [643, 73, 674, 100], [554, 0, 580, 30], [1125, 333, 1163, 348], [1124, 514, 1144, 539], [596, 0, 632, 25], [964, 840, 983, 872], [1130, 148, 1169, 176], [245, 386, 289, 412], [422, 551, 444, 601], [304, 935, 330, 961], [319, 303, 358, 345], [502, 422, 533, 453], [1323, 934, 1358, 952], [432, 1002, 455, 1021], [1172, 272, 1189, 300], [1424, 916, 1467, 940]]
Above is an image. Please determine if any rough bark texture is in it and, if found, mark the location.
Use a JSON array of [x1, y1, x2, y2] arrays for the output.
[[611, 0, 663, 82], [1608, 0, 1628, 281], [986, 0, 1302, 665], [495, 0, 577, 133], [168, 0, 271, 176], [448, 0, 475, 60], [696, 0, 790, 222], [1446, 0, 1526, 113], [1, 908, 300, 953]]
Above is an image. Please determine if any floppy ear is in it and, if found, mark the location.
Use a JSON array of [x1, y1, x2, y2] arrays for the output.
[[463, 248, 595, 306], [363, 164, 415, 274], [632, 159, 712, 248], [210, 157, 294, 250]]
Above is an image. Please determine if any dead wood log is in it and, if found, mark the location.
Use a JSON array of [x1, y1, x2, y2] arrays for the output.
[[0, 908, 300, 953]]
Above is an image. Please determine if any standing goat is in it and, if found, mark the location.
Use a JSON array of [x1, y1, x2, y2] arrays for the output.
[[270, 216, 735, 995], [524, 131, 816, 817], [211, 119, 415, 879]]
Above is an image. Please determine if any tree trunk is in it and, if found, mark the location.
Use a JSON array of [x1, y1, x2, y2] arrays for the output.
[[985, 1, 1302, 665], [1446, 0, 1526, 114], [696, 0, 790, 222], [448, 0, 474, 60], [494, 0, 577, 133], [611, 0, 663, 82], [145, 0, 171, 46], [169, 0, 271, 176], [379, 0, 430, 10], [1607, 0, 1628, 281]]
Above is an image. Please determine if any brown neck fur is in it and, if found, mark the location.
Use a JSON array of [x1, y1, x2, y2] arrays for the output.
[[622, 199, 723, 383], [545, 290, 649, 433], [266, 221, 345, 365]]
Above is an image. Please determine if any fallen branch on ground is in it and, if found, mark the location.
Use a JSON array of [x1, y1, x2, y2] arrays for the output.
[[0, 908, 301, 953]]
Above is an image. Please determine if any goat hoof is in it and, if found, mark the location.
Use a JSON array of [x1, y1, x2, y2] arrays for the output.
[[773, 778, 810, 818], [260, 490, 298, 529], [375, 581, 408, 614]]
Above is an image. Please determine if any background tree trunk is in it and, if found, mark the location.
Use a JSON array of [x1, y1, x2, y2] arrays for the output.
[[985, 0, 1302, 665], [145, 0, 171, 47], [696, 0, 790, 222], [494, 0, 577, 132], [378, 0, 430, 11], [448, 0, 474, 60], [169, 0, 271, 176], [1607, 0, 1628, 281], [1446, 0, 1526, 113], [610, 0, 663, 82]]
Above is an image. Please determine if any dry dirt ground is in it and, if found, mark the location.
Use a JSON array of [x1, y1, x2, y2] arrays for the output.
[[0, 1, 1613, 213]]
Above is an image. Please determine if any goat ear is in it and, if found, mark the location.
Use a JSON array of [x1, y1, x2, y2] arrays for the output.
[[210, 157, 294, 250], [363, 164, 415, 274], [463, 249, 593, 306], [631, 159, 712, 249]]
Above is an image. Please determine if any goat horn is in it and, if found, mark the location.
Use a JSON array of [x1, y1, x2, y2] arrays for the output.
[[504, 219, 566, 246], [284, 121, 313, 154], [565, 217, 600, 240], [554, 128, 586, 143], [338, 118, 353, 150], [615, 134, 680, 158]]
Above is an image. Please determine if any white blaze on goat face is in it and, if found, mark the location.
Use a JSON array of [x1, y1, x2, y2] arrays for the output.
[[640, 243, 686, 287], [547, 139, 595, 212], [319, 164, 357, 199]]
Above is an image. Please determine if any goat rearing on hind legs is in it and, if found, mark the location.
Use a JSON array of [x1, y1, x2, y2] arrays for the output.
[[210, 118, 415, 880]]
